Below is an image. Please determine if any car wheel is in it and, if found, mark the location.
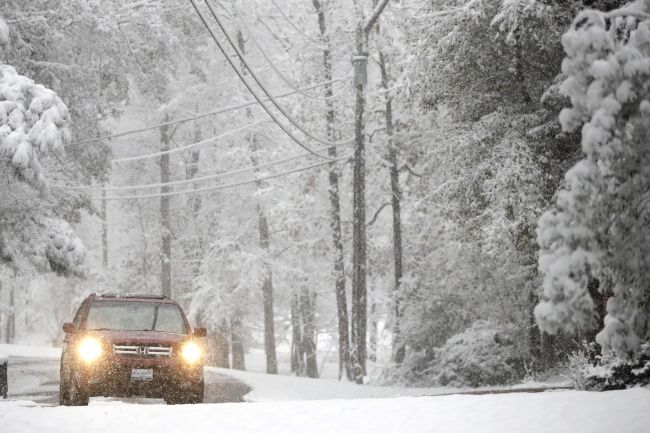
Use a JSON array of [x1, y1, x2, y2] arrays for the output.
[[187, 381, 204, 404], [59, 357, 71, 406], [192, 380, 204, 404], [68, 370, 89, 406], [165, 380, 203, 405]]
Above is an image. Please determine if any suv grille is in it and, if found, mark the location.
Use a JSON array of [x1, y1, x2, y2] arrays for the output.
[[112, 344, 172, 357]]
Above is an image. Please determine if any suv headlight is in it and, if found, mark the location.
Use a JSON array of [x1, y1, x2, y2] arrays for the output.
[[181, 341, 201, 364], [78, 337, 103, 364]]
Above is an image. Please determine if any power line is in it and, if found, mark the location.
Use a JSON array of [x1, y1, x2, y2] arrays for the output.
[[269, 0, 327, 48], [110, 120, 266, 163], [67, 77, 347, 148], [100, 157, 349, 201], [189, 0, 339, 160], [203, 0, 353, 148], [235, 3, 335, 102], [56, 142, 350, 192]]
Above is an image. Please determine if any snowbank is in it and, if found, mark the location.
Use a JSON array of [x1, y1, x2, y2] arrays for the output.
[[206, 366, 457, 401], [1, 388, 649, 433], [0, 343, 61, 360]]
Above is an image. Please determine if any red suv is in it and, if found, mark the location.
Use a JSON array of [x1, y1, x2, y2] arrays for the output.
[[59, 293, 207, 405]]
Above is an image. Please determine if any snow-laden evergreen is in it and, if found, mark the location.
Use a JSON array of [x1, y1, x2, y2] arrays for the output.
[[0, 65, 70, 190], [0, 14, 84, 278], [536, 3, 650, 360]]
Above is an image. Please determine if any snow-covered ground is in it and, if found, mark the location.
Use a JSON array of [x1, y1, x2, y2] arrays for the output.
[[2, 343, 647, 433], [207, 366, 456, 401], [1, 388, 648, 433], [0, 343, 61, 360]]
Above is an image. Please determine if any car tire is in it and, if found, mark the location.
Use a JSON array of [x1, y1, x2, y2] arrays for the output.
[[59, 358, 71, 406], [189, 380, 204, 404], [61, 357, 89, 406], [165, 380, 203, 405], [69, 374, 89, 406]]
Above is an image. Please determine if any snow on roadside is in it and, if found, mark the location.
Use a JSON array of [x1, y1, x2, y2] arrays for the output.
[[1, 388, 649, 433], [206, 366, 458, 401], [0, 343, 61, 360]]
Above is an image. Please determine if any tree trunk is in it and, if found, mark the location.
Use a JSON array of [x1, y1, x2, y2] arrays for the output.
[[214, 320, 231, 368], [586, 277, 610, 350], [251, 148, 278, 374], [160, 112, 172, 298], [231, 315, 246, 370], [301, 287, 319, 378], [350, 20, 368, 384], [369, 299, 377, 362], [235, 28, 278, 375], [258, 207, 278, 374], [6, 281, 15, 343], [528, 285, 542, 367], [187, 116, 202, 220], [0, 279, 2, 342], [311, 0, 352, 382], [377, 49, 405, 365], [291, 293, 303, 374]]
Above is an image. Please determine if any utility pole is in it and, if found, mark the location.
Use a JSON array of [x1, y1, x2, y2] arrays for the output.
[[350, 0, 391, 384], [101, 182, 108, 269], [351, 23, 368, 382], [160, 112, 172, 298]]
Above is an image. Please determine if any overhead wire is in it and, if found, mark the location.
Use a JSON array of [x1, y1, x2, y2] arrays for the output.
[[234, 2, 338, 102], [55, 142, 349, 192], [268, 0, 328, 48], [188, 0, 342, 160], [67, 77, 348, 148], [110, 120, 266, 163], [99, 157, 349, 201], [202, 0, 354, 148]]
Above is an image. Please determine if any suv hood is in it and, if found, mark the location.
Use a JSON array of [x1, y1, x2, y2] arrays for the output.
[[88, 330, 189, 346]]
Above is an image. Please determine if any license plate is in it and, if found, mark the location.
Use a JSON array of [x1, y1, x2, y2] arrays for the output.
[[131, 368, 153, 381]]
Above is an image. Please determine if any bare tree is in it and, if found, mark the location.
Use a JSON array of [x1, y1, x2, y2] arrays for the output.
[[237, 27, 278, 375], [311, 0, 352, 381], [374, 17, 405, 365], [301, 286, 319, 378]]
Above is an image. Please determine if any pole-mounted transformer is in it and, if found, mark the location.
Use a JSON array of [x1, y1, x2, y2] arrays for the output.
[[352, 53, 368, 85]]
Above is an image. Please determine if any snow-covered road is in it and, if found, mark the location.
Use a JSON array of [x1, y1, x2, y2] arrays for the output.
[[2, 387, 649, 433], [1, 344, 251, 404], [2, 344, 648, 433]]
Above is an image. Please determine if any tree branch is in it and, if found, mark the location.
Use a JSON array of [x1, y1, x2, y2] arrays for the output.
[[364, 0, 391, 34], [399, 163, 423, 178], [367, 202, 391, 227]]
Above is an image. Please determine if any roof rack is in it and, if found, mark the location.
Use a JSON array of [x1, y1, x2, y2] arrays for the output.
[[92, 293, 169, 300]]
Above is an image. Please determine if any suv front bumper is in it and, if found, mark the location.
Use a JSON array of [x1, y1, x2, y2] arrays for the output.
[[75, 356, 203, 398]]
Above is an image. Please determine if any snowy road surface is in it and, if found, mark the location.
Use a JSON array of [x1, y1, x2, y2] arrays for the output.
[[1, 344, 648, 433], [2, 388, 649, 433], [3, 349, 250, 404]]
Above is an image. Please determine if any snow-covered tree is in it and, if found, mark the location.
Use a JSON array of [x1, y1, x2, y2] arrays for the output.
[[0, 13, 85, 277], [536, 3, 650, 360], [0, 64, 70, 190]]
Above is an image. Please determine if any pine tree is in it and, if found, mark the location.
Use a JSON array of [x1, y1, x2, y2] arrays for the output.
[[536, 4, 650, 359]]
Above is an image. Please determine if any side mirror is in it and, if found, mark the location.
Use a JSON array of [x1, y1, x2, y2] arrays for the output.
[[62, 322, 78, 334], [193, 327, 207, 337]]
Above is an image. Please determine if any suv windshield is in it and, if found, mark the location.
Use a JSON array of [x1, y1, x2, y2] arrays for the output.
[[85, 302, 187, 334]]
